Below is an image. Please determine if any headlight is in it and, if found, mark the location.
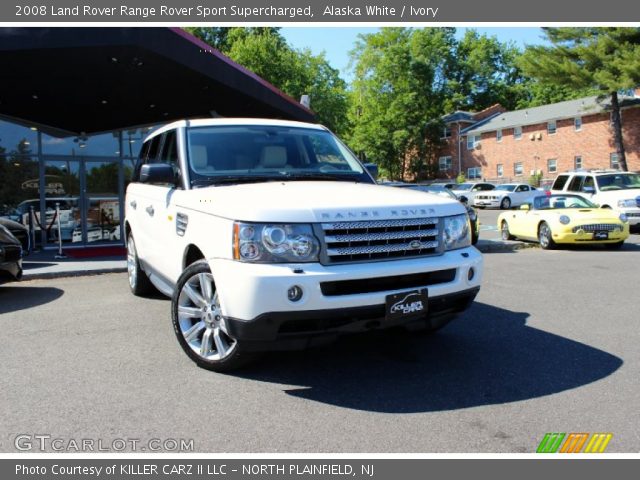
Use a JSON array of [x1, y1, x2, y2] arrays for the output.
[[617, 199, 636, 208], [233, 222, 320, 263], [443, 214, 471, 251], [619, 213, 628, 223], [559, 215, 571, 225]]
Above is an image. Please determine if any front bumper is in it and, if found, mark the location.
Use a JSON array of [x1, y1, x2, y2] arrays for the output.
[[474, 199, 501, 208], [553, 226, 629, 244], [224, 287, 480, 351], [619, 208, 640, 227], [209, 246, 482, 348]]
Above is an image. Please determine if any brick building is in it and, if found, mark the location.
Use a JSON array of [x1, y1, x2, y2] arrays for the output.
[[436, 92, 640, 184]]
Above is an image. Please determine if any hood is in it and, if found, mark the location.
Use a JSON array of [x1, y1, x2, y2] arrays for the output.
[[0, 224, 20, 245], [549, 208, 625, 223], [596, 189, 640, 202], [178, 181, 466, 223], [0, 218, 28, 233]]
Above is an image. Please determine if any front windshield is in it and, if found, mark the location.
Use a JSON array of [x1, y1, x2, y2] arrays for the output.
[[495, 185, 516, 192], [533, 195, 597, 210], [595, 173, 640, 191], [186, 125, 368, 185], [456, 183, 473, 191]]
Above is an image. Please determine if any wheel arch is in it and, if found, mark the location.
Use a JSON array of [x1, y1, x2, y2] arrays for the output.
[[183, 244, 206, 269]]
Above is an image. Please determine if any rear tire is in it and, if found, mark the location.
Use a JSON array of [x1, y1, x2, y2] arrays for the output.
[[171, 260, 256, 372], [538, 222, 556, 250], [127, 233, 155, 296], [501, 220, 515, 241]]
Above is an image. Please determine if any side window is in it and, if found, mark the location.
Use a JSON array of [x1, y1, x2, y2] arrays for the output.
[[159, 130, 181, 187], [582, 176, 595, 191], [146, 135, 161, 163], [567, 175, 584, 192], [552, 174, 570, 191], [516, 185, 527, 192], [482, 184, 494, 191]]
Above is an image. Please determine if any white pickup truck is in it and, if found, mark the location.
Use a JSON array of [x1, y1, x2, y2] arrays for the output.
[[125, 119, 483, 371]]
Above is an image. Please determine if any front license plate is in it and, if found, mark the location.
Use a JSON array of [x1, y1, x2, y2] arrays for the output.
[[385, 289, 428, 321], [594, 231, 609, 240]]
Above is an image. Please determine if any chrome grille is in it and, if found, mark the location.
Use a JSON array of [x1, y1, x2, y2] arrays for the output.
[[321, 217, 441, 264], [572, 223, 621, 233]]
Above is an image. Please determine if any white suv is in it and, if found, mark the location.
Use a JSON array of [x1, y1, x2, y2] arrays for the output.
[[551, 170, 640, 231], [125, 119, 483, 371]]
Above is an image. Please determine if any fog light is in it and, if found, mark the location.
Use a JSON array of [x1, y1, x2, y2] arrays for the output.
[[287, 285, 303, 302], [468, 267, 475, 281]]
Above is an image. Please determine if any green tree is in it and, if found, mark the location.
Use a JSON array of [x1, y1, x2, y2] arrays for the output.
[[348, 28, 528, 180], [520, 27, 640, 171], [184, 28, 350, 135]]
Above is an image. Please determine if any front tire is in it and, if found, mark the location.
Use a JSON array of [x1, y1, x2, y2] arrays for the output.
[[500, 197, 511, 210], [538, 222, 556, 250], [171, 260, 255, 372], [127, 233, 155, 296], [604, 241, 624, 250]]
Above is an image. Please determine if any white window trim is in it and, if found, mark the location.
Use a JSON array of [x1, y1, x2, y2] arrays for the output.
[[574, 156, 583, 170], [514, 162, 524, 176], [496, 129, 503, 142], [497, 164, 504, 177], [610, 152, 620, 170], [466, 134, 480, 150], [438, 156, 452, 171], [547, 159, 557, 173], [574, 117, 582, 132], [547, 120, 557, 135], [513, 126, 522, 140], [467, 167, 482, 179]]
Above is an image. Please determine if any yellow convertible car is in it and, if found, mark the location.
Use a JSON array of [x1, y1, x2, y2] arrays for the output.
[[498, 194, 630, 249]]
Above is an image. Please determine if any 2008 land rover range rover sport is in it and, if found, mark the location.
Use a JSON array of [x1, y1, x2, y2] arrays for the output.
[[125, 119, 483, 371]]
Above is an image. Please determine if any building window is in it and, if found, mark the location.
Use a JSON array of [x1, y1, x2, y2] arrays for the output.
[[466, 134, 480, 150], [438, 156, 452, 171], [547, 120, 557, 135], [442, 126, 452, 139], [496, 129, 502, 142], [547, 158, 557, 173], [513, 126, 522, 140], [574, 156, 583, 170], [610, 153, 620, 170], [574, 117, 582, 131], [514, 162, 523, 176], [467, 167, 482, 179], [497, 164, 504, 177]]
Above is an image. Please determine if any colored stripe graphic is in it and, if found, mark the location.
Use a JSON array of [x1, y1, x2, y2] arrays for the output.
[[537, 433, 565, 453], [584, 433, 613, 453], [560, 433, 589, 453]]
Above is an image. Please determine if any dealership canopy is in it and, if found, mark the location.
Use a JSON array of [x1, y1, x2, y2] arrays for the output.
[[0, 27, 315, 136]]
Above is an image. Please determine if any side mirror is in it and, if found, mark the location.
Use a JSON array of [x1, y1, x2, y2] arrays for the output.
[[459, 195, 469, 205], [139, 163, 176, 185], [583, 186, 595, 194], [520, 204, 530, 211], [364, 163, 379, 180]]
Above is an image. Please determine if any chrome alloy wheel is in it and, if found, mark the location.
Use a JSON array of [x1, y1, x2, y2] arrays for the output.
[[127, 235, 137, 289], [539, 223, 552, 248], [177, 272, 237, 361]]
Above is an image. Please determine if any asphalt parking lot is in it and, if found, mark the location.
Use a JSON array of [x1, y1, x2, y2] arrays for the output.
[[1, 231, 640, 453]]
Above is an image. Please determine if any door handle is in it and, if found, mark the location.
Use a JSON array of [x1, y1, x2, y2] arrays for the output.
[[145, 205, 154, 216], [129, 200, 137, 210]]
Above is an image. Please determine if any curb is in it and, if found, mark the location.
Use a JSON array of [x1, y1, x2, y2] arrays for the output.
[[475, 240, 538, 253], [21, 267, 127, 281]]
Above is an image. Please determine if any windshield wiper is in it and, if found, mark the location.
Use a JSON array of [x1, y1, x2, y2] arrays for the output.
[[277, 172, 362, 182], [191, 175, 285, 187]]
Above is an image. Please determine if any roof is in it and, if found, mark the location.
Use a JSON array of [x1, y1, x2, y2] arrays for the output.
[[442, 111, 476, 123], [463, 95, 640, 135], [0, 27, 315, 136], [147, 118, 326, 142]]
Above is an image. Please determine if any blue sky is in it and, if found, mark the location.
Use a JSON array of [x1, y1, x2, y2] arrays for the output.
[[281, 27, 546, 81]]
